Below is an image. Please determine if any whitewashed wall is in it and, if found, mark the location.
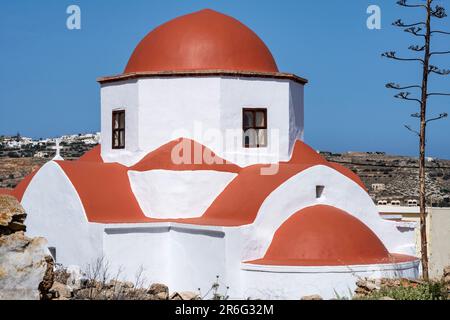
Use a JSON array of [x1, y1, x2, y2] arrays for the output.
[[100, 76, 304, 167], [103, 223, 226, 296], [100, 79, 140, 166], [128, 170, 237, 218], [240, 260, 419, 299], [21, 162, 103, 268]]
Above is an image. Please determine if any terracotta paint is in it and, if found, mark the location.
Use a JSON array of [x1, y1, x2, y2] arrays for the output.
[[56, 161, 148, 223], [125, 9, 278, 73], [249, 205, 417, 266], [78, 145, 103, 163], [11, 169, 40, 201], [184, 141, 366, 226], [10, 139, 367, 225], [130, 138, 240, 173]]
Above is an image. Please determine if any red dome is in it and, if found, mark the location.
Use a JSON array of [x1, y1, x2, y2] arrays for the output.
[[250, 205, 415, 266], [125, 9, 279, 73]]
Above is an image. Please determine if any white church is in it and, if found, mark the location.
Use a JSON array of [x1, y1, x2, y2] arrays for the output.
[[2, 9, 419, 299]]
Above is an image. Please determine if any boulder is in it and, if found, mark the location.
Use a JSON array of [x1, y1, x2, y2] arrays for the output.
[[0, 195, 53, 300], [66, 265, 83, 290], [356, 278, 380, 291], [0, 232, 51, 300], [443, 266, 450, 281], [0, 195, 27, 236], [49, 281, 73, 300], [179, 291, 200, 300], [39, 256, 55, 299], [148, 283, 169, 300], [169, 292, 183, 300]]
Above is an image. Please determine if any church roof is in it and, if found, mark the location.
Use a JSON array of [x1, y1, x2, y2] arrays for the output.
[[247, 205, 416, 266], [10, 139, 363, 225], [97, 10, 307, 85], [125, 9, 278, 74], [2, 139, 367, 225]]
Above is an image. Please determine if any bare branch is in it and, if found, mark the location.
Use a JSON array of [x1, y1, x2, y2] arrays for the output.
[[409, 45, 426, 52], [405, 124, 420, 136], [393, 19, 426, 27], [427, 92, 450, 97], [382, 51, 424, 63], [430, 51, 450, 56], [394, 92, 422, 104], [411, 112, 420, 118], [429, 65, 450, 75], [426, 113, 448, 123], [431, 5, 447, 19], [431, 30, 450, 35], [386, 82, 422, 90], [397, 0, 426, 9], [405, 26, 426, 37]]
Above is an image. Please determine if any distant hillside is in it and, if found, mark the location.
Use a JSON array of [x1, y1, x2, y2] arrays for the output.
[[322, 151, 450, 207]]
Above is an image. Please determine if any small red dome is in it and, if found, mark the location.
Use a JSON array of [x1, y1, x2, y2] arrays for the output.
[[125, 9, 279, 73], [250, 205, 415, 266]]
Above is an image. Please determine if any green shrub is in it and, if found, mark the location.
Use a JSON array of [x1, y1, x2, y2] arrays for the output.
[[363, 281, 447, 300]]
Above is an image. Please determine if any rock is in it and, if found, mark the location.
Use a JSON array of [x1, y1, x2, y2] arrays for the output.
[[0, 232, 51, 300], [179, 291, 200, 300], [0, 195, 25, 225], [73, 288, 93, 300], [66, 265, 83, 290], [444, 275, 450, 284], [356, 279, 380, 292], [7, 221, 26, 232], [301, 294, 323, 300], [39, 256, 55, 299], [122, 281, 134, 289], [365, 281, 380, 291], [379, 296, 395, 300], [169, 292, 182, 300], [49, 281, 73, 300], [148, 283, 169, 300], [0, 195, 27, 235], [354, 287, 368, 295], [0, 196, 52, 300], [443, 266, 450, 277]]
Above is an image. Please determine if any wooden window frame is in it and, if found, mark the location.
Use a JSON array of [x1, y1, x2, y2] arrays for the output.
[[242, 108, 267, 148], [112, 110, 125, 149]]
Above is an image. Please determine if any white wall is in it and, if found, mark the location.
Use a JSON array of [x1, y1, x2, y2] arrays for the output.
[[241, 260, 419, 299], [103, 223, 226, 296], [219, 77, 299, 165], [168, 225, 226, 295], [100, 79, 141, 166], [102, 220, 419, 300], [128, 170, 237, 218], [100, 76, 304, 167], [103, 224, 171, 286], [21, 162, 103, 268], [288, 81, 304, 153], [425, 208, 450, 278]]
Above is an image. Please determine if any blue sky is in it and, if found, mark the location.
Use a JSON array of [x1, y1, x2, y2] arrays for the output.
[[0, 0, 449, 158]]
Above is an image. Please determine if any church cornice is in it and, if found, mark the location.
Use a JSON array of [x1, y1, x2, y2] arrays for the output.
[[97, 70, 308, 85]]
